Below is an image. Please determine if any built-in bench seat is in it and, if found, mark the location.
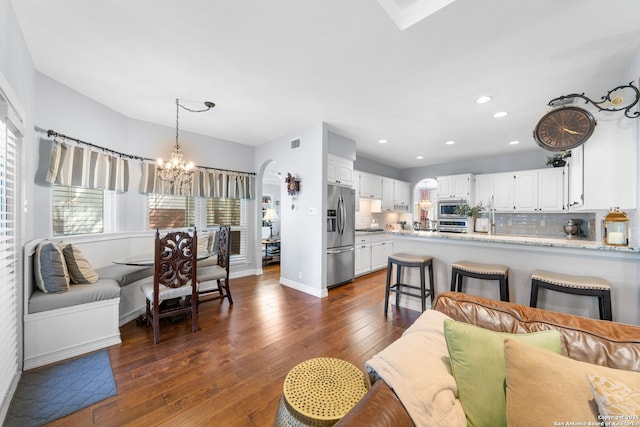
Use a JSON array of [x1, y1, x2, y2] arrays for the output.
[[23, 233, 156, 369]]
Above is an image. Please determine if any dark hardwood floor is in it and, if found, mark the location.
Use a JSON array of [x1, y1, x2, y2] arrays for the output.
[[47, 265, 419, 426]]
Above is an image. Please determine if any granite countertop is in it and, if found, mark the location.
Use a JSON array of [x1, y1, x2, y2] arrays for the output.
[[389, 230, 640, 253]]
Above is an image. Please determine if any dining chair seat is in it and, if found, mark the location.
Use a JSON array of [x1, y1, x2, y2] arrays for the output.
[[141, 280, 195, 302]]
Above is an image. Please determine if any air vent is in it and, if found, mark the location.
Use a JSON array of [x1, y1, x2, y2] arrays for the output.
[[290, 138, 301, 150], [549, 97, 576, 108]]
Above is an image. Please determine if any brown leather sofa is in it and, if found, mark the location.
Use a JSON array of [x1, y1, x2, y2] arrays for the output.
[[336, 292, 640, 426]]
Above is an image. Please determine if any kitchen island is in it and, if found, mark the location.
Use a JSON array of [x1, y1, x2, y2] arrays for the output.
[[388, 231, 640, 326]]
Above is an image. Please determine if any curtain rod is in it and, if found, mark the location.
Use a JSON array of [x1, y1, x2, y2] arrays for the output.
[[42, 128, 256, 176]]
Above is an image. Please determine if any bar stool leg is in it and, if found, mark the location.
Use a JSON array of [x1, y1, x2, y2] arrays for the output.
[[601, 291, 612, 321], [456, 273, 463, 293], [499, 277, 509, 302], [384, 258, 392, 315], [395, 265, 402, 307], [450, 269, 457, 292], [530, 279, 540, 308], [428, 263, 435, 303], [420, 264, 426, 312]]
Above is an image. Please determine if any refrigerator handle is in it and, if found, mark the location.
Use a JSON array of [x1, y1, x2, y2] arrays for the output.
[[341, 195, 346, 234], [337, 196, 343, 235]]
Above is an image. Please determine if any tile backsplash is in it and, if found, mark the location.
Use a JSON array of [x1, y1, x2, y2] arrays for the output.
[[356, 197, 636, 245]]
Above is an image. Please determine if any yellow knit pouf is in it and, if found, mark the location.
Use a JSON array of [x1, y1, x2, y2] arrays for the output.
[[274, 357, 369, 426]]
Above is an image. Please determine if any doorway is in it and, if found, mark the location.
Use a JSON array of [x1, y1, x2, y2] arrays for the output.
[[261, 161, 281, 267], [413, 178, 438, 230]]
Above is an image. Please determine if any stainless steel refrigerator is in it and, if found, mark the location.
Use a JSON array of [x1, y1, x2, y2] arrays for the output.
[[326, 184, 355, 288]]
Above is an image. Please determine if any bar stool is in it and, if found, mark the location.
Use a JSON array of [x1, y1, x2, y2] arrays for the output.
[[530, 270, 612, 321], [384, 253, 435, 315], [450, 260, 510, 302]]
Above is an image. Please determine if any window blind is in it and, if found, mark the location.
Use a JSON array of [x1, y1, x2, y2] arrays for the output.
[[148, 194, 195, 230], [206, 198, 247, 260], [52, 185, 104, 236], [0, 111, 19, 404]]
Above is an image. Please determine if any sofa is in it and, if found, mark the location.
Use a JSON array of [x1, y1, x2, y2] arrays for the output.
[[337, 292, 640, 426]]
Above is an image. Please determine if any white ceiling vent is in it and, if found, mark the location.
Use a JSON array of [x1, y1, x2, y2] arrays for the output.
[[290, 138, 301, 150]]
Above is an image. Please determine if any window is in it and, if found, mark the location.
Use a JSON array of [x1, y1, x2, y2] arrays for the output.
[[52, 185, 105, 236], [147, 194, 195, 230], [205, 198, 247, 261], [146, 195, 248, 262], [0, 101, 20, 404]]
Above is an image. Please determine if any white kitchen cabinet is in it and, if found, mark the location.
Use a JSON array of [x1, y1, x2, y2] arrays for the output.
[[353, 172, 361, 211], [565, 145, 583, 210], [393, 180, 411, 212], [492, 169, 565, 212], [355, 239, 372, 276], [359, 172, 383, 199], [474, 174, 494, 207], [493, 172, 515, 211], [381, 178, 395, 211], [327, 154, 354, 187], [513, 170, 538, 212], [437, 173, 473, 199], [370, 234, 393, 270], [538, 168, 565, 211]]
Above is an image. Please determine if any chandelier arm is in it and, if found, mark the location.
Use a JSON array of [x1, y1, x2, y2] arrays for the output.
[[177, 101, 216, 113], [547, 82, 640, 119]]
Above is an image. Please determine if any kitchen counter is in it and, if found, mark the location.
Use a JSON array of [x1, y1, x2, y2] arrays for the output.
[[386, 230, 640, 326], [390, 230, 640, 253]]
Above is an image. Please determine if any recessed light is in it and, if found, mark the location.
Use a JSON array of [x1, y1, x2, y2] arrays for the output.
[[378, 139, 388, 144], [475, 96, 492, 104], [493, 111, 508, 118], [509, 140, 520, 145], [416, 155, 424, 160], [445, 140, 456, 145]]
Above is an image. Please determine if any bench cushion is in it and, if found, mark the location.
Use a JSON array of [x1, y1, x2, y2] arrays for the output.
[[29, 279, 120, 314], [95, 264, 154, 287]]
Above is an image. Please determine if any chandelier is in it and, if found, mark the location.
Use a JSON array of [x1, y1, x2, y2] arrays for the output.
[[157, 98, 215, 193]]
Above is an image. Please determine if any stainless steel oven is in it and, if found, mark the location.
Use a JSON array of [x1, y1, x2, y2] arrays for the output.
[[437, 199, 467, 218], [438, 218, 469, 233], [437, 199, 469, 232]]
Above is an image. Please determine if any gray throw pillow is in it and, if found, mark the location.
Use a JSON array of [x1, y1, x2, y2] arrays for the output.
[[34, 241, 70, 293]]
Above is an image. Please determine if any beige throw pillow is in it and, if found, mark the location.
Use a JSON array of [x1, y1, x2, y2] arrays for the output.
[[60, 243, 99, 284], [504, 338, 640, 427]]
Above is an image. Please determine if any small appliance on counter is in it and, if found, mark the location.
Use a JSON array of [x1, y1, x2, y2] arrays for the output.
[[562, 219, 584, 238]]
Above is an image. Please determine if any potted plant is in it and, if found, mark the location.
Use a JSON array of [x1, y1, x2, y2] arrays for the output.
[[545, 150, 571, 167], [454, 202, 485, 233]]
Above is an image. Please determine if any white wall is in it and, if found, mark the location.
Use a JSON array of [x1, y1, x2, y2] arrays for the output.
[[255, 123, 327, 297], [31, 73, 256, 241]]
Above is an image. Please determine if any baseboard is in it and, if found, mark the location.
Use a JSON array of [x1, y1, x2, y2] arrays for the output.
[[280, 278, 328, 298], [23, 335, 122, 371], [0, 370, 20, 425]]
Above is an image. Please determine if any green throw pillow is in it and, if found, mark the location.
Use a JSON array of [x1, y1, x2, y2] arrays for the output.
[[443, 319, 562, 427]]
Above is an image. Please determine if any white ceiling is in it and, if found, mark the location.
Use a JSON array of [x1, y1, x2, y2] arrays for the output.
[[11, 0, 640, 169]]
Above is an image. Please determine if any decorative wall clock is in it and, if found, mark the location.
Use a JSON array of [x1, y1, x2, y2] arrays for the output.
[[533, 106, 596, 151], [285, 173, 300, 196]]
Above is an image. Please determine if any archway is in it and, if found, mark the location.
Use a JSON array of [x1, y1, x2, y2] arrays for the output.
[[413, 178, 438, 230], [257, 160, 281, 268]]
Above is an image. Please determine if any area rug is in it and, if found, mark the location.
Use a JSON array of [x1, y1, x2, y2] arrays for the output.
[[5, 350, 117, 427]]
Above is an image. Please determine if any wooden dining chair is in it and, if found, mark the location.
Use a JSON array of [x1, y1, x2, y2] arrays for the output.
[[140, 229, 198, 344], [197, 226, 233, 306]]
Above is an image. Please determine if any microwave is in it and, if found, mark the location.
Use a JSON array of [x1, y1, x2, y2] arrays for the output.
[[437, 199, 468, 218]]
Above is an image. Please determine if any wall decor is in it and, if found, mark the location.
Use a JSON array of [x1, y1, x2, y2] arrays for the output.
[[285, 173, 300, 196]]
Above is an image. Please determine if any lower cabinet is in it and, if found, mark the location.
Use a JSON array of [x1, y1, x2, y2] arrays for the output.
[[355, 234, 393, 276]]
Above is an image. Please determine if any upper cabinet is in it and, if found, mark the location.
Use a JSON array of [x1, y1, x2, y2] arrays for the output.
[[381, 178, 411, 212], [359, 171, 383, 199], [437, 173, 473, 199], [565, 145, 583, 210], [476, 168, 565, 212], [327, 154, 354, 187]]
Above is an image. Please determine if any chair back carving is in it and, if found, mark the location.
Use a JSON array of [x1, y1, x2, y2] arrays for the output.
[[217, 226, 231, 270], [155, 230, 198, 288]]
